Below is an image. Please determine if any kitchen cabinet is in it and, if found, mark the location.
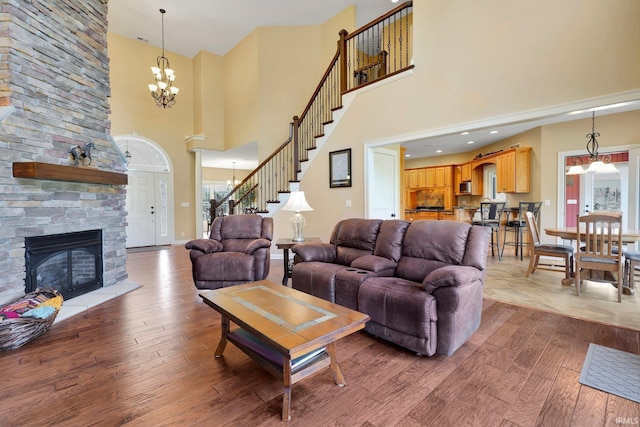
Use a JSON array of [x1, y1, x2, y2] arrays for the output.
[[426, 166, 452, 187], [408, 211, 439, 221], [496, 147, 531, 193], [444, 186, 453, 210], [406, 168, 427, 188], [438, 211, 456, 221], [425, 168, 436, 187], [461, 163, 472, 182], [417, 169, 427, 187]]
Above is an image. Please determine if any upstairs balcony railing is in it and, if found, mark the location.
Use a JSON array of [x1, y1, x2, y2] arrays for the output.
[[210, 1, 413, 224]]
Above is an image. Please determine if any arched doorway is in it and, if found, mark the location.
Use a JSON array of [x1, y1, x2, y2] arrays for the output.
[[114, 134, 174, 248]]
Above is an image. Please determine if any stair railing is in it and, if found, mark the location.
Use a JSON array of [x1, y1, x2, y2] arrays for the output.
[[210, 1, 413, 223]]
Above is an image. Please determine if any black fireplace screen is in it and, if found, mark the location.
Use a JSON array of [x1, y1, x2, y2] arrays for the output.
[[25, 230, 103, 300]]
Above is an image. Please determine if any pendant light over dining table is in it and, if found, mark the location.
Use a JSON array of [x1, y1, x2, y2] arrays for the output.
[[148, 9, 179, 108], [566, 111, 619, 175]]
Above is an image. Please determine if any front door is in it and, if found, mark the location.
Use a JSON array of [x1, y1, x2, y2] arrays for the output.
[[126, 171, 156, 247]]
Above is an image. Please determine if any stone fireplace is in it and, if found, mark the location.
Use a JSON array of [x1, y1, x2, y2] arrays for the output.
[[0, 0, 128, 305]]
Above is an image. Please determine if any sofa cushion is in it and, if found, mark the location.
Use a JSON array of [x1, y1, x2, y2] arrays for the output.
[[396, 220, 472, 282], [185, 239, 223, 253], [333, 219, 382, 265], [422, 265, 484, 293], [351, 255, 397, 273], [358, 277, 437, 341], [291, 262, 348, 302], [373, 220, 410, 262], [293, 243, 337, 263], [195, 252, 255, 281]]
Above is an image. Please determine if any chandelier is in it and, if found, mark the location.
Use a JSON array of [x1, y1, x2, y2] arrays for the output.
[[148, 9, 179, 108], [566, 111, 619, 175]]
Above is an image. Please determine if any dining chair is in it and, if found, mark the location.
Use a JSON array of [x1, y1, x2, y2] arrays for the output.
[[473, 201, 506, 260], [575, 212, 624, 302], [524, 211, 574, 279], [622, 250, 640, 293], [503, 201, 543, 261]]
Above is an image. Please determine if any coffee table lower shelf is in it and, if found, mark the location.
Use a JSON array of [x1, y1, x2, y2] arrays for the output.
[[215, 322, 345, 421], [226, 327, 332, 384]]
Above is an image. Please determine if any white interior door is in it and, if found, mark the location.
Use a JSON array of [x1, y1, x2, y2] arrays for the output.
[[126, 171, 156, 247], [367, 147, 399, 219]]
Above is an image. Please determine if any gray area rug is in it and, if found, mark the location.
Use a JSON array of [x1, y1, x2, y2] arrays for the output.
[[579, 343, 640, 403]]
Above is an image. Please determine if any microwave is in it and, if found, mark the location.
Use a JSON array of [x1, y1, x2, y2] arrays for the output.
[[459, 182, 472, 194]]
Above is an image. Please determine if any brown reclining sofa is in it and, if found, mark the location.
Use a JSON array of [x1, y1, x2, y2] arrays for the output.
[[291, 218, 490, 356]]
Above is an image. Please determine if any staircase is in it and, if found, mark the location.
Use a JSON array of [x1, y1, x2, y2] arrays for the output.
[[211, 1, 414, 221]]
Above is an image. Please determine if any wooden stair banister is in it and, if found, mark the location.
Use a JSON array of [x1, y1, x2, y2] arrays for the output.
[[210, 2, 413, 224]]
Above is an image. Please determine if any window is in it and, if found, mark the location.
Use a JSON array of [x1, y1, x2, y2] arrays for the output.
[[483, 165, 506, 200]]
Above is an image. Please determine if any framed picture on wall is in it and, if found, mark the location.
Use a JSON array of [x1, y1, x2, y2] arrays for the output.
[[329, 148, 352, 188]]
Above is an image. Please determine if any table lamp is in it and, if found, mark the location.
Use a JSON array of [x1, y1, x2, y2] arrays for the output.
[[282, 190, 313, 242]]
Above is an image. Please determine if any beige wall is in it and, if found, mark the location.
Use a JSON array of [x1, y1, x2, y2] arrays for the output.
[[191, 51, 225, 151], [202, 167, 250, 183], [223, 32, 260, 150], [276, 0, 640, 243], [108, 33, 197, 242], [109, 0, 640, 244], [255, 26, 323, 159], [321, 6, 355, 62]]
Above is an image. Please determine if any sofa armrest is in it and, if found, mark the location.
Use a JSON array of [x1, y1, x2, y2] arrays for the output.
[[422, 265, 483, 293], [244, 238, 271, 254], [351, 255, 397, 273], [292, 243, 336, 263], [185, 239, 223, 254]]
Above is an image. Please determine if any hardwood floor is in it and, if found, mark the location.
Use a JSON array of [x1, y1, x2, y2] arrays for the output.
[[1, 246, 638, 426]]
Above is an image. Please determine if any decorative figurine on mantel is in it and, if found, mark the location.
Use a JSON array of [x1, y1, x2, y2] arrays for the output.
[[69, 142, 95, 166]]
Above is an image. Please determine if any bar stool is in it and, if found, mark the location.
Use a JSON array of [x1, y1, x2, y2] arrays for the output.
[[503, 201, 542, 260], [622, 250, 640, 293], [473, 201, 506, 260]]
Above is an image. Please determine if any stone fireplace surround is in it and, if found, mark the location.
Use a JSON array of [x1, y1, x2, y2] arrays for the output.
[[0, 0, 132, 310]]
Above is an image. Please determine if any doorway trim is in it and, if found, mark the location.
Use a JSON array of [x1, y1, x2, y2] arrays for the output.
[[365, 146, 400, 219], [114, 134, 175, 246], [556, 143, 638, 229]]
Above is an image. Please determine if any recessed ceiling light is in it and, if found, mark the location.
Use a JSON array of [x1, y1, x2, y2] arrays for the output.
[[467, 141, 475, 144], [436, 150, 442, 153], [490, 130, 498, 134], [405, 154, 411, 157], [461, 131, 469, 135]]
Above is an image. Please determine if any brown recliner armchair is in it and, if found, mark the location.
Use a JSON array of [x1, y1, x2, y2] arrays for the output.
[[185, 215, 273, 289]]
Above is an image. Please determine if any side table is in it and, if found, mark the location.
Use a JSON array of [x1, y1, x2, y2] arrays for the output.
[[275, 237, 321, 286]]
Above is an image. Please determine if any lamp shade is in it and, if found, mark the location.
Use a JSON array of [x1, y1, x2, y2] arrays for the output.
[[566, 165, 586, 175], [282, 191, 313, 212]]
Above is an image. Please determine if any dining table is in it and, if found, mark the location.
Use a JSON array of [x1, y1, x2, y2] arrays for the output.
[[544, 226, 640, 294]]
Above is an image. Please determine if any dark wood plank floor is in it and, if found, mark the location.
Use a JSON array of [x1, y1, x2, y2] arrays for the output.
[[1, 245, 638, 426]]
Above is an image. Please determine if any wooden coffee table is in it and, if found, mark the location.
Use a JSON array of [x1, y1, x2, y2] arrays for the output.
[[199, 280, 370, 421]]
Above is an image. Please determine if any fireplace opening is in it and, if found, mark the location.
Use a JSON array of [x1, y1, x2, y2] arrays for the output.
[[25, 230, 103, 300]]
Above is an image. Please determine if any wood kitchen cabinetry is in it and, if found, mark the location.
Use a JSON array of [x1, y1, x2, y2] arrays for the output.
[[406, 211, 439, 221], [426, 166, 452, 187], [496, 147, 531, 193], [460, 163, 472, 182], [406, 168, 427, 188]]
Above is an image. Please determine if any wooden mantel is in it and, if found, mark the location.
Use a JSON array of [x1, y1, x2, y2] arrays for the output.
[[13, 162, 128, 185]]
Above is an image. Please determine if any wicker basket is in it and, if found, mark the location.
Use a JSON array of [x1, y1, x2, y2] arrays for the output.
[[0, 288, 63, 351]]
